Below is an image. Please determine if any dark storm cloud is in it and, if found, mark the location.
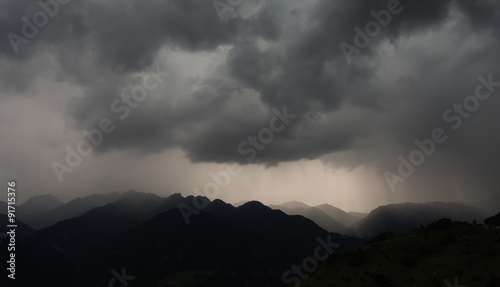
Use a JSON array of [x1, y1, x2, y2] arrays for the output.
[[218, 0, 458, 117], [0, 0, 278, 83], [456, 0, 500, 30], [1, 0, 500, 200], [52, 1, 500, 163], [173, 0, 461, 164]]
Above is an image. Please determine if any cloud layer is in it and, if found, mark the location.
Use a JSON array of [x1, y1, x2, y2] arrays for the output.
[[1, 0, 499, 206]]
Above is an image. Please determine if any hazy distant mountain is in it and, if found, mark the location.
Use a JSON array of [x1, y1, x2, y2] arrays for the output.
[[18, 194, 63, 218], [22, 190, 163, 229], [348, 211, 368, 221], [0, 214, 35, 239], [268, 204, 290, 212], [270, 201, 358, 235], [232, 200, 249, 207], [315, 204, 360, 226], [352, 202, 489, 237], [26, 198, 148, 253], [280, 200, 311, 209], [473, 192, 500, 215], [282, 206, 352, 235]]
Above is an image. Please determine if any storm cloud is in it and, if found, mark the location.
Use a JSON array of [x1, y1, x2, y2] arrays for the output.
[[1, 0, 499, 208]]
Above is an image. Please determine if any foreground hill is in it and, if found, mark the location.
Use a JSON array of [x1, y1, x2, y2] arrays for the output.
[[297, 220, 500, 287], [484, 212, 500, 226]]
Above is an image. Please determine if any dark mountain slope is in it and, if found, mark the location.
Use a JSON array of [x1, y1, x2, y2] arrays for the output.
[[0, 214, 35, 240], [352, 202, 489, 237], [9, 196, 361, 286]]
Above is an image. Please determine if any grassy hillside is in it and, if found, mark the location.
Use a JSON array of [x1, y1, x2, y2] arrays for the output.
[[296, 220, 500, 287]]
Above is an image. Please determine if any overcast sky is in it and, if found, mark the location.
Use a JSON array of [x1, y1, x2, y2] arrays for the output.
[[1, 0, 499, 212]]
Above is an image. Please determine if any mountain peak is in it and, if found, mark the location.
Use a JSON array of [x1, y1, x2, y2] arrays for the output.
[[237, 201, 275, 215], [21, 193, 63, 206], [19, 194, 63, 217], [281, 200, 311, 209], [240, 200, 267, 208]]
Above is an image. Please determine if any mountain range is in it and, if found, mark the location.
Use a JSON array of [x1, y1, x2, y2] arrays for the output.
[[0, 191, 497, 286], [269, 200, 489, 238], [1, 193, 364, 286]]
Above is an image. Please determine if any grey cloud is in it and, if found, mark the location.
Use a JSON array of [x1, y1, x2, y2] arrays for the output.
[[1, 0, 500, 203], [59, 0, 500, 170]]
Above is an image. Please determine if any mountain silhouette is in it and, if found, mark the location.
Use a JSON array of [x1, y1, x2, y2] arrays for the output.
[[484, 212, 500, 226], [5, 193, 363, 286], [279, 200, 311, 209], [352, 202, 489, 237], [3, 191, 494, 287]]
